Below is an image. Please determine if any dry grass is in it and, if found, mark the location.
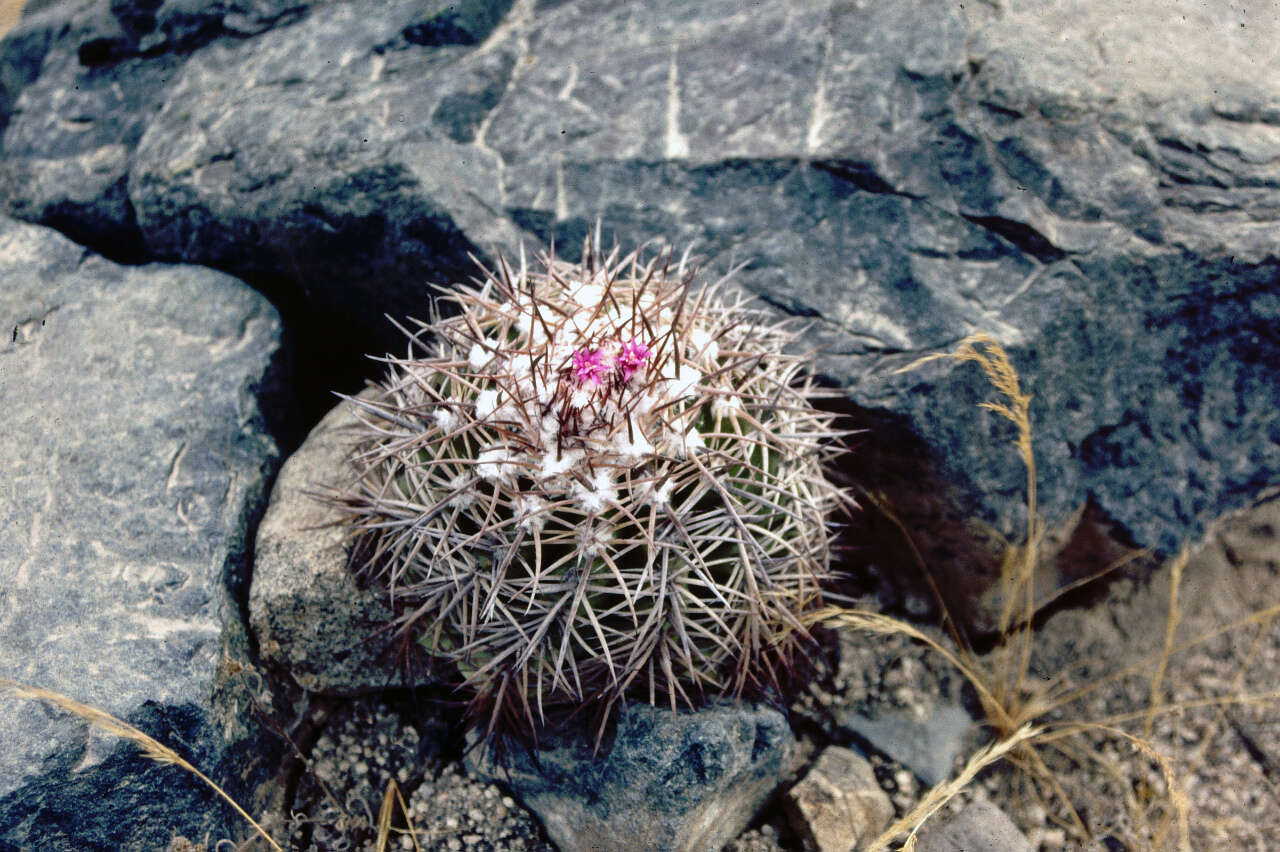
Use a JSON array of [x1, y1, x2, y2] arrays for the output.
[[806, 333, 1280, 850], [0, 678, 281, 851], [0, 0, 26, 40]]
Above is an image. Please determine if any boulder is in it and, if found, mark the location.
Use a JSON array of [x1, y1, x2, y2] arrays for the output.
[[468, 701, 796, 852], [250, 392, 421, 694], [0, 216, 288, 849], [4, 0, 1278, 621]]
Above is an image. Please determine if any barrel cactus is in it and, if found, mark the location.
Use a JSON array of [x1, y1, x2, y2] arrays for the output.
[[330, 234, 849, 734]]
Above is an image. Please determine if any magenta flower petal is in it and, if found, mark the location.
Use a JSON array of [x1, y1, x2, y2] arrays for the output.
[[616, 337, 653, 382], [572, 347, 613, 386]]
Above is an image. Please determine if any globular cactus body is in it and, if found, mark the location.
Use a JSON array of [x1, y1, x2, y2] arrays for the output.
[[333, 236, 848, 732]]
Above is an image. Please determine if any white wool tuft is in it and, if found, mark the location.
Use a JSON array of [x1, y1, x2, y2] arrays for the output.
[[711, 394, 742, 419], [432, 407, 457, 432], [475, 389, 499, 419], [538, 448, 583, 480], [477, 448, 517, 483]]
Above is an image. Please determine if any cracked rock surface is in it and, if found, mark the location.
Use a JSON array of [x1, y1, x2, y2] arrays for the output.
[[0, 216, 289, 848]]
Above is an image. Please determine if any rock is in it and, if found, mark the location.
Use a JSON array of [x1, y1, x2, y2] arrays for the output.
[[0, 217, 288, 848], [468, 701, 796, 852], [126, 0, 526, 354], [250, 392, 422, 693], [783, 746, 893, 852], [4, 0, 1279, 623], [915, 800, 1033, 852], [834, 702, 973, 788]]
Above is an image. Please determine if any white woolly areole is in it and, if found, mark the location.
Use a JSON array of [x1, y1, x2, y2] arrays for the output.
[[614, 427, 653, 459], [446, 473, 473, 509], [515, 495, 548, 531], [477, 448, 517, 483], [569, 387, 592, 409], [665, 364, 703, 399], [630, 390, 657, 416], [574, 470, 618, 514], [539, 415, 560, 448], [711, 394, 743, 419], [475, 389, 499, 419], [469, 343, 489, 370], [648, 477, 676, 507], [671, 426, 705, 459], [573, 282, 604, 309], [576, 523, 613, 556], [538, 448, 583, 480], [690, 328, 719, 362], [432, 407, 457, 432]]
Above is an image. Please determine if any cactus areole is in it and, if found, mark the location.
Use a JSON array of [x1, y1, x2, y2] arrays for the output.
[[330, 234, 850, 735]]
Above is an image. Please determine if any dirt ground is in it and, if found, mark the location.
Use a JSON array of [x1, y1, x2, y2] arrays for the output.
[[807, 489, 1280, 851], [997, 489, 1280, 850]]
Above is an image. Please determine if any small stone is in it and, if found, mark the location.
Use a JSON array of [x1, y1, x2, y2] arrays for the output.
[[784, 746, 893, 852], [470, 702, 794, 852], [915, 800, 1033, 852], [834, 701, 973, 787]]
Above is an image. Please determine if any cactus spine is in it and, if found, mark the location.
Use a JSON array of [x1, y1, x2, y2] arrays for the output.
[[332, 234, 849, 733]]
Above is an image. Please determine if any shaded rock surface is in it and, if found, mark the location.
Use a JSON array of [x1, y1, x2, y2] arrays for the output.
[[0, 217, 288, 848], [251, 391, 422, 694], [468, 702, 796, 852], [3, 0, 1277, 621]]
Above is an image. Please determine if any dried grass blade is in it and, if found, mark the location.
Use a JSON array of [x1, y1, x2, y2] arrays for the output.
[[0, 678, 282, 851]]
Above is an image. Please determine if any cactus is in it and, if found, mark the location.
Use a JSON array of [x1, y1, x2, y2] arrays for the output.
[[329, 234, 850, 734]]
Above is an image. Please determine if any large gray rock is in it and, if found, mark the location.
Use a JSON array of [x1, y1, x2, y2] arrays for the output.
[[0, 217, 288, 849], [468, 702, 796, 852], [3, 0, 1279, 619], [250, 392, 420, 694]]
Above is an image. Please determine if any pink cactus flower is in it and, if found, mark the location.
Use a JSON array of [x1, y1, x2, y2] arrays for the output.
[[616, 337, 652, 382], [571, 347, 613, 386]]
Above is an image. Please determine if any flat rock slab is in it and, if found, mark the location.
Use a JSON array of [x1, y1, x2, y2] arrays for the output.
[[251, 392, 418, 693], [468, 702, 795, 852], [0, 217, 287, 848]]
